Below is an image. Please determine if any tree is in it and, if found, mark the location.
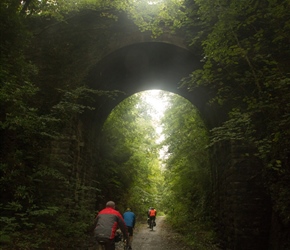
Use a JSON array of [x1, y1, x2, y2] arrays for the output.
[[160, 94, 215, 248], [100, 93, 163, 215], [180, 0, 290, 230], [0, 1, 125, 248]]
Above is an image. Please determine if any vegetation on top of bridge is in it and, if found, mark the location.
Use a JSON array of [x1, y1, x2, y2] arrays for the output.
[[1, 0, 290, 249]]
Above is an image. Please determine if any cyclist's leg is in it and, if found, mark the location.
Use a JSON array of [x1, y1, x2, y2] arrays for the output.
[[97, 241, 105, 250], [127, 226, 133, 249], [97, 239, 115, 250], [124, 239, 129, 250], [104, 239, 115, 250], [124, 241, 128, 250]]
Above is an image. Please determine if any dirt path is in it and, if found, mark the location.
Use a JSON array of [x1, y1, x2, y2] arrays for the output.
[[130, 216, 193, 250], [89, 216, 219, 250]]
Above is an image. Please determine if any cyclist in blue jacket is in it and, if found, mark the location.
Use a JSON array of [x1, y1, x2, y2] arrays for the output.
[[123, 208, 136, 250]]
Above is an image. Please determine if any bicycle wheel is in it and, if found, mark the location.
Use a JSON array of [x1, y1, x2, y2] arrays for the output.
[[123, 240, 129, 250], [98, 242, 105, 250], [150, 219, 154, 230]]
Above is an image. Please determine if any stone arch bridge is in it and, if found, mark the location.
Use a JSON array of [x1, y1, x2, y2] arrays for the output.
[[36, 10, 274, 250]]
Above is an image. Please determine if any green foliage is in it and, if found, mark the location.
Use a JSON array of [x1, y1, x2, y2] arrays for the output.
[[160, 94, 216, 247], [0, 3, 51, 246], [2, 0, 290, 247], [51, 87, 121, 124], [179, 0, 290, 228], [0, 1, 124, 248], [100, 93, 164, 215]]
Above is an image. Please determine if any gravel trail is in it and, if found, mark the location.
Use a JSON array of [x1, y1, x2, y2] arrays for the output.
[[130, 216, 193, 250]]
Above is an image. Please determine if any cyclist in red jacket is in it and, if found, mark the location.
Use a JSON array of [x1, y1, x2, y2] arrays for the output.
[[94, 201, 128, 250]]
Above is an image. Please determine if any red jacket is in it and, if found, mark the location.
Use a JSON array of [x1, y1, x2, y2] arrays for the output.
[[94, 207, 127, 240], [149, 209, 157, 217]]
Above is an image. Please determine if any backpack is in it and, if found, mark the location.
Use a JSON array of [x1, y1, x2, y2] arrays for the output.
[[95, 232, 110, 244], [149, 209, 156, 216], [96, 237, 110, 244]]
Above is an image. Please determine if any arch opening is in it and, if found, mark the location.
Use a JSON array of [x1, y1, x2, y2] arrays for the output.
[[97, 89, 212, 245]]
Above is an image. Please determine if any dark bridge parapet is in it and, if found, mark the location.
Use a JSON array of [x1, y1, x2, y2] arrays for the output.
[[104, 13, 190, 57]]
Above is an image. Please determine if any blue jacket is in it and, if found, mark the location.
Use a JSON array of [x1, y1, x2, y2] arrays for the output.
[[123, 210, 136, 228]]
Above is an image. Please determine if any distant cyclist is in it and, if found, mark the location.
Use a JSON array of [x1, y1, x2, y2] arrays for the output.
[[148, 207, 157, 226], [94, 201, 128, 250], [123, 208, 136, 249]]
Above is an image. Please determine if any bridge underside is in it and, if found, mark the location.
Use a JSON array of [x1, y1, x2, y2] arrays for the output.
[[85, 42, 213, 124], [85, 40, 225, 134]]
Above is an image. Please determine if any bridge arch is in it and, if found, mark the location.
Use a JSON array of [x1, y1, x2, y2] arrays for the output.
[[81, 40, 270, 250], [85, 41, 215, 127], [39, 10, 272, 250]]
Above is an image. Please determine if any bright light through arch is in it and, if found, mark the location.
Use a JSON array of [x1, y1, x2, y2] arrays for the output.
[[147, 0, 163, 5], [140, 89, 171, 122], [139, 90, 173, 162]]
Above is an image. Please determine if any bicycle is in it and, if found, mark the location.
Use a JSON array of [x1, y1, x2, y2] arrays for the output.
[[149, 217, 155, 231], [147, 217, 150, 227], [97, 239, 129, 250], [97, 235, 129, 250]]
